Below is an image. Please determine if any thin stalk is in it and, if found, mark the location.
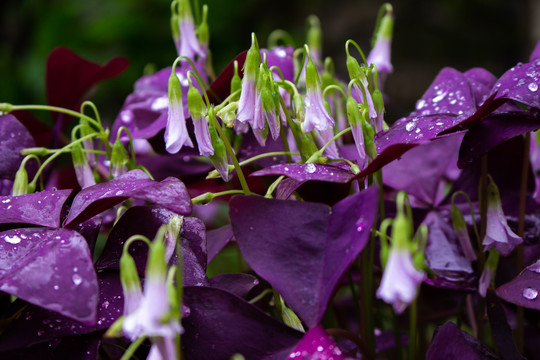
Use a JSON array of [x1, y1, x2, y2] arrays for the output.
[[409, 297, 418, 360], [10, 104, 103, 132], [29, 133, 103, 190], [208, 110, 251, 194], [515, 132, 530, 352], [120, 336, 146, 360]]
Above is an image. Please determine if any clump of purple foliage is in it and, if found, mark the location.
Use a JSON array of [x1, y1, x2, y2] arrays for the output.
[[1, 1, 540, 359]]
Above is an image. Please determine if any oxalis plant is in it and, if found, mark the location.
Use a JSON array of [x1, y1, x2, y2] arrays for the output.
[[0, 0, 540, 359]]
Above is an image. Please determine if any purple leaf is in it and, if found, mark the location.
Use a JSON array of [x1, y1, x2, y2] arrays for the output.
[[423, 211, 474, 283], [208, 273, 260, 298], [96, 206, 207, 287], [410, 67, 476, 119], [206, 224, 234, 266], [497, 257, 540, 310], [0, 272, 123, 352], [458, 111, 540, 168], [63, 170, 191, 227], [251, 163, 355, 183], [287, 325, 346, 359], [181, 286, 303, 360], [0, 114, 36, 179], [46, 47, 128, 110], [230, 187, 378, 328], [0, 228, 98, 324], [275, 178, 306, 200], [383, 134, 463, 206], [0, 189, 72, 228], [464, 68, 498, 108], [426, 321, 497, 360], [491, 59, 540, 109], [72, 216, 102, 254]]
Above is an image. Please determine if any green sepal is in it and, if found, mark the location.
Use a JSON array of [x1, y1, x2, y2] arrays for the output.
[[11, 166, 28, 196], [361, 109, 377, 159], [243, 34, 261, 81], [346, 96, 362, 127], [187, 82, 207, 119], [305, 59, 321, 91], [110, 138, 130, 177], [120, 252, 141, 293]]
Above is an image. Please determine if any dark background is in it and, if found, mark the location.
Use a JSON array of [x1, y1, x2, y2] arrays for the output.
[[0, 0, 536, 124]]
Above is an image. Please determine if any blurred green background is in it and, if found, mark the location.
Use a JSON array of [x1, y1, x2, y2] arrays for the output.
[[0, 0, 536, 124]]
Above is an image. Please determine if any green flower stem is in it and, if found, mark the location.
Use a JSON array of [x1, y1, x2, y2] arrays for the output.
[[267, 29, 295, 47], [409, 296, 418, 360], [278, 95, 306, 161], [213, 90, 241, 112], [116, 126, 138, 165], [178, 56, 221, 102], [345, 40, 368, 68], [208, 110, 251, 194], [28, 132, 104, 190], [10, 104, 103, 132], [80, 101, 102, 128], [320, 127, 352, 154], [264, 176, 285, 198], [191, 189, 244, 204], [120, 335, 146, 360]]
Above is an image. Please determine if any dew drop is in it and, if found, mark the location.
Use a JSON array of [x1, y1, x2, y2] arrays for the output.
[[432, 91, 447, 103], [415, 128, 421, 134], [523, 287, 538, 300], [37, 330, 44, 336], [405, 122, 416, 132], [415, 99, 426, 110], [305, 163, 316, 174], [528, 82, 538, 92], [53, 285, 59, 291], [284, 167, 289, 171], [4, 235, 21, 244], [317, 346, 324, 352], [72, 274, 83, 286]]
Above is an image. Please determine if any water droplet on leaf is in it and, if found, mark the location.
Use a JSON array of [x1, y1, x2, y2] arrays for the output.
[[528, 82, 538, 92], [305, 163, 316, 174], [523, 287, 538, 300], [72, 274, 83, 286]]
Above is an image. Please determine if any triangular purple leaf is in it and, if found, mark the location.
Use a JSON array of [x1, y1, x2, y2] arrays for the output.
[[410, 67, 476, 118], [230, 187, 378, 328], [0, 228, 98, 324], [0, 189, 72, 228], [383, 134, 463, 206], [0, 272, 123, 351], [182, 286, 303, 360], [206, 224, 234, 266], [458, 111, 540, 168], [251, 163, 355, 183], [46, 47, 128, 111], [497, 257, 540, 310], [0, 114, 36, 179], [63, 170, 191, 227], [491, 59, 540, 109], [96, 206, 207, 287], [208, 273, 260, 298], [426, 321, 497, 360], [287, 325, 346, 359]]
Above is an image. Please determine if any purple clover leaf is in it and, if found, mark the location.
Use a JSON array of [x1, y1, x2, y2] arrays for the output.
[[497, 256, 540, 310], [0, 227, 98, 324], [96, 205, 208, 287], [426, 321, 497, 360], [251, 162, 355, 184], [229, 186, 378, 328], [287, 325, 347, 360], [0, 114, 36, 182], [181, 286, 303, 360], [63, 169, 191, 227], [0, 189, 72, 228]]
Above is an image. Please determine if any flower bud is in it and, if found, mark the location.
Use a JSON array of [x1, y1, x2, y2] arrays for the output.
[[110, 138, 129, 178], [11, 166, 28, 196]]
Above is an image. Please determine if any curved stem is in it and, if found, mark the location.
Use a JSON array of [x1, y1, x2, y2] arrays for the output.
[[29, 132, 103, 189], [11, 104, 103, 132], [207, 109, 251, 194]]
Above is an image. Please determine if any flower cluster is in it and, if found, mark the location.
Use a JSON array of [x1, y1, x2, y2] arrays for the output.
[[1, 1, 540, 359]]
